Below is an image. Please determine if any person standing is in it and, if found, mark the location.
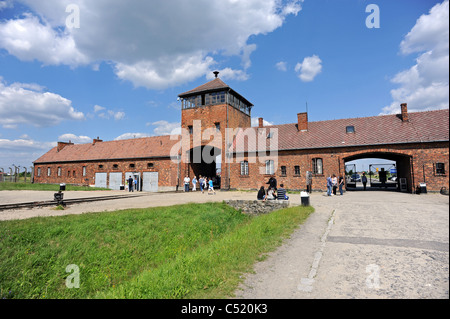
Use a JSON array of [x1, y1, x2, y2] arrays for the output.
[[326, 175, 332, 196], [184, 175, 190, 192], [192, 176, 197, 191], [198, 175, 204, 193], [332, 174, 338, 195], [128, 176, 134, 192], [338, 174, 344, 195], [362, 172, 368, 191]]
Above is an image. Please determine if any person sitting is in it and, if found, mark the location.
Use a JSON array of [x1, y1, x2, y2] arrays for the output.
[[257, 186, 265, 200], [263, 187, 276, 201], [277, 184, 288, 200]]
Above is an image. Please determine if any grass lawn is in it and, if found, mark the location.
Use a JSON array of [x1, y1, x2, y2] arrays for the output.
[[0, 202, 313, 299], [0, 182, 110, 191]]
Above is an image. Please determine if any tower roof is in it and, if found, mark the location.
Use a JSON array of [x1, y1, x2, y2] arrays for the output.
[[178, 78, 230, 97], [178, 76, 253, 106]]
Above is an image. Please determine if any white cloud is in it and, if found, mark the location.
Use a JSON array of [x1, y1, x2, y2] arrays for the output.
[[148, 120, 181, 136], [0, 0, 302, 89], [114, 133, 152, 141], [0, 13, 89, 67], [93, 105, 125, 120], [57, 133, 91, 144], [205, 67, 249, 81], [382, 0, 449, 114], [0, 79, 85, 129], [0, 137, 56, 168], [295, 55, 322, 82], [275, 61, 287, 71], [251, 117, 274, 127]]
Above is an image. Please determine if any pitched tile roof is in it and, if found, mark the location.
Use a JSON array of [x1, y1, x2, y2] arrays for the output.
[[34, 135, 180, 164], [232, 109, 449, 152], [178, 78, 230, 97]]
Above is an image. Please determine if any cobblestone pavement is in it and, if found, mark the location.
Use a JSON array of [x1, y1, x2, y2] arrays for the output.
[[235, 191, 449, 299]]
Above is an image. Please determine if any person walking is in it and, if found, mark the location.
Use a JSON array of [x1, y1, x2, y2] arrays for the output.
[[183, 175, 190, 192], [326, 175, 332, 196], [338, 174, 344, 195], [362, 172, 368, 191], [208, 177, 216, 195], [332, 174, 338, 195], [192, 176, 197, 191]]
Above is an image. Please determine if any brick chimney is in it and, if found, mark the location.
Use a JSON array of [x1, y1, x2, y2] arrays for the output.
[[258, 117, 264, 128], [93, 136, 103, 144], [57, 140, 74, 152], [297, 112, 308, 131], [401, 103, 408, 122]]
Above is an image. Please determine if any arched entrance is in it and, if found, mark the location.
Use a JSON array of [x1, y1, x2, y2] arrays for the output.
[[189, 145, 222, 189], [343, 151, 413, 193]]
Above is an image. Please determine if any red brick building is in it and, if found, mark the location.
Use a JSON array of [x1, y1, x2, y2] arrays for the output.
[[34, 75, 449, 193]]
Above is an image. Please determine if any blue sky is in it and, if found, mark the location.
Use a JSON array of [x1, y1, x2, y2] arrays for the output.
[[0, 0, 448, 171]]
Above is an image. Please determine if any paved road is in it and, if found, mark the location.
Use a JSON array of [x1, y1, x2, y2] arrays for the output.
[[235, 191, 449, 299]]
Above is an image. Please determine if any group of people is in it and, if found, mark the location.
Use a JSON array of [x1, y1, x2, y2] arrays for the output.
[[183, 175, 216, 194], [326, 174, 345, 196], [257, 176, 289, 201]]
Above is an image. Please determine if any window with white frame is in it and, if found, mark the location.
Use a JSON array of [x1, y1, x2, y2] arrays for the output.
[[240, 161, 249, 176], [312, 158, 323, 175], [265, 160, 274, 175]]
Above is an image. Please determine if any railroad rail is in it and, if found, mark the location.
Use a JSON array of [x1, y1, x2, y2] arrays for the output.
[[0, 193, 145, 211]]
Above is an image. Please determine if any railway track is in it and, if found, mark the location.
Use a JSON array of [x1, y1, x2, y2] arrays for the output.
[[0, 193, 145, 211]]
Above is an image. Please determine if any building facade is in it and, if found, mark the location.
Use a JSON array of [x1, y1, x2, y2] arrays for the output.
[[34, 75, 449, 193]]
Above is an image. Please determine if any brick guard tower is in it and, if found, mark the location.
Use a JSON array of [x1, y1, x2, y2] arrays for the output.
[[178, 72, 253, 189]]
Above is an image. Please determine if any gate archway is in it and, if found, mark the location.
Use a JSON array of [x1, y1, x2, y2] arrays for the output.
[[343, 151, 413, 193]]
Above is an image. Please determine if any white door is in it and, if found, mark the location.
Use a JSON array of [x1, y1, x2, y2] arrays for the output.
[[95, 172, 107, 188], [143, 172, 158, 192], [109, 172, 123, 190]]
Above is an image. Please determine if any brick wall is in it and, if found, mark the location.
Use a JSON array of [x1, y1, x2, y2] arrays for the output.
[[34, 157, 179, 189], [230, 142, 449, 192]]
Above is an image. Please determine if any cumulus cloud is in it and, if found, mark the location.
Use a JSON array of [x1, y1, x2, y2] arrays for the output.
[[93, 105, 125, 120], [251, 117, 274, 127], [57, 133, 91, 144], [0, 137, 56, 168], [295, 55, 322, 82], [148, 120, 182, 136], [381, 0, 449, 114], [275, 61, 288, 71], [0, 0, 303, 89], [0, 79, 85, 129]]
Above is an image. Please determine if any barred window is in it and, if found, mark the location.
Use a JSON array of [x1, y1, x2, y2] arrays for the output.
[[294, 166, 300, 176], [240, 161, 249, 176], [436, 163, 446, 175], [47, 167, 51, 177], [312, 158, 323, 175], [280, 166, 287, 176], [57, 167, 61, 177]]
